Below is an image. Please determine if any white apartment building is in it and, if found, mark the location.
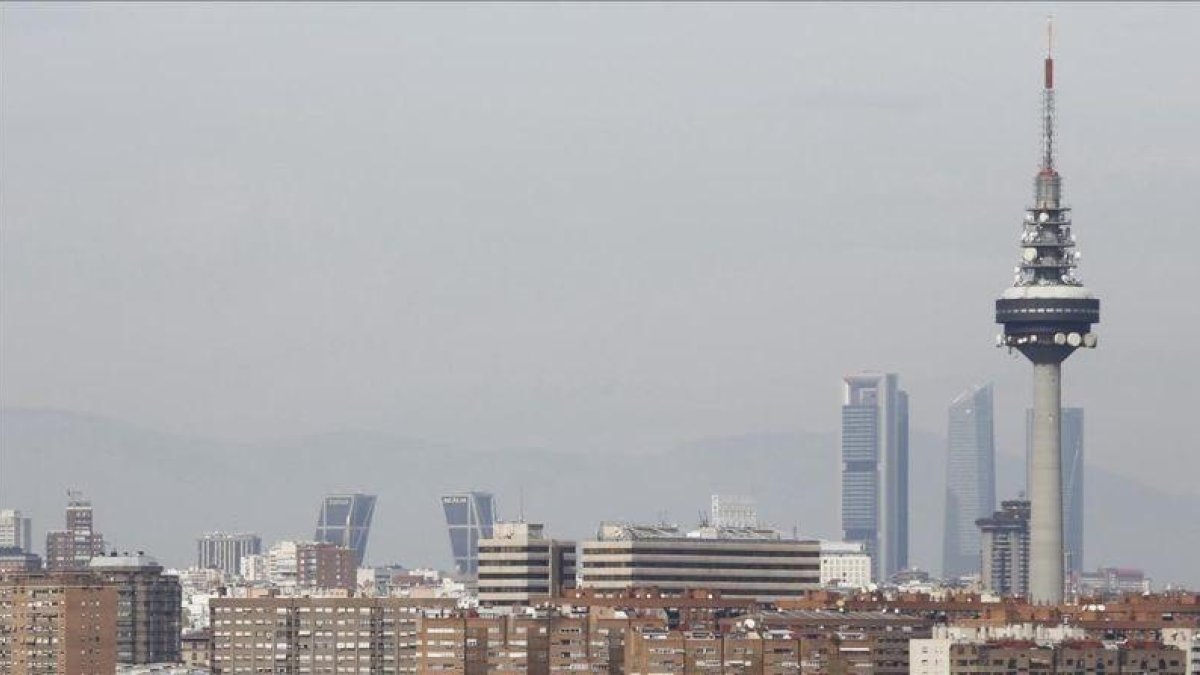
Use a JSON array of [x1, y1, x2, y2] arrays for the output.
[[0, 509, 33, 552]]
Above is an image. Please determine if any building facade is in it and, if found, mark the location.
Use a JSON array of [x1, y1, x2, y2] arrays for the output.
[[977, 500, 1031, 598], [209, 596, 455, 674], [1026, 407, 1085, 576], [296, 541, 357, 592], [841, 372, 909, 581], [89, 554, 182, 664], [314, 493, 376, 568], [0, 510, 32, 553], [440, 491, 497, 577], [477, 522, 576, 606], [44, 493, 106, 571], [943, 383, 996, 580], [578, 523, 819, 600], [196, 532, 262, 577], [818, 540, 872, 589], [0, 571, 118, 675]]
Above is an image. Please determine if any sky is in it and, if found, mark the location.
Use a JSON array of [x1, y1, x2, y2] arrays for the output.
[[3, 3, 1199, 497]]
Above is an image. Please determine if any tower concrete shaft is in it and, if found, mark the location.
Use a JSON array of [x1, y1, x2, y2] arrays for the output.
[[1030, 360, 1065, 603], [995, 20, 1098, 605]]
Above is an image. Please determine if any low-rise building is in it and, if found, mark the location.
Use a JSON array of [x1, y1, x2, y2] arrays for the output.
[[477, 522, 576, 607], [579, 523, 819, 601], [819, 540, 873, 589]]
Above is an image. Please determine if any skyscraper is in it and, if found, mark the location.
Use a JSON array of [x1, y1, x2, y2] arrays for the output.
[[440, 491, 496, 577], [0, 509, 33, 552], [994, 20, 1099, 604], [314, 493, 376, 568], [45, 492, 106, 571], [1026, 407, 1084, 576], [942, 383, 997, 579], [841, 372, 909, 581]]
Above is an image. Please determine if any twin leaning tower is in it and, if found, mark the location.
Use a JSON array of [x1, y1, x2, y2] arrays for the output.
[[994, 21, 1100, 604]]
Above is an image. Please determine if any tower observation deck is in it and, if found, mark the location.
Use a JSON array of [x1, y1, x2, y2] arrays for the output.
[[994, 20, 1099, 604]]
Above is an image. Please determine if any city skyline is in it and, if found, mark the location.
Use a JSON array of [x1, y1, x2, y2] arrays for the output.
[[1, 5, 1198, 589], [2, 5, 1198, 501]]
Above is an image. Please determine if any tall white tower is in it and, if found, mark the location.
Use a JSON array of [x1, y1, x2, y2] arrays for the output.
[[995, 20, 1099, 604]]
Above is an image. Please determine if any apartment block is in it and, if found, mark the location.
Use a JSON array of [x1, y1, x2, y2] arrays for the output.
[[209, 596, 456, 674], [0, 572, 118, 675], [89, 553, 182, 664]]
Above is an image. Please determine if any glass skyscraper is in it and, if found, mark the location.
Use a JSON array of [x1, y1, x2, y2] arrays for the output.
[[440, 491, 496, 577], [1026, 407, 1084, 575], [314, 493, 376, 567], [942, 383, 996, 579], [841, 372, 909, 582]]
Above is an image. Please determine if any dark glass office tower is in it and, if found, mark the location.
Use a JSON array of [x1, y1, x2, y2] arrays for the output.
[[841, 373, 909, 582], [440, 491, 496, 577], [314, 493, 376, 567]]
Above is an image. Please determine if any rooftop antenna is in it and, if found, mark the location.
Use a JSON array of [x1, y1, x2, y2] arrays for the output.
[[519, 485, 525, 523]]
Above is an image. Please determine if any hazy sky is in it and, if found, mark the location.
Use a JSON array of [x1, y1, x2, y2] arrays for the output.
[[3, 3, 1199, 495]]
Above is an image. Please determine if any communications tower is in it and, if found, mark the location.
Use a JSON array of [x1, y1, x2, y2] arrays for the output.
[[995, 20, 1099, 604]]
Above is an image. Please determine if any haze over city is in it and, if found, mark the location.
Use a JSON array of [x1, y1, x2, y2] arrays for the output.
[[3, 2, 1200, 585]]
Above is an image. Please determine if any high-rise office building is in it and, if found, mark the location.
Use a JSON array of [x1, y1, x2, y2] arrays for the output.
[[197, 532, 262, 577], [45, 492, 106, 571], [440, 491, 496, 577], [314, 493, 376, 568], [0, 509, 32, 553], [942, 383, 997, 579], [841, 372, 909, 581], [977, 499, 1031, 598], [1026, 407, 1084, 576]]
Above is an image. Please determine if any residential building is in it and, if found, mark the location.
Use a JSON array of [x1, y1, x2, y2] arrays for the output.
[[841, 372, 909, 581], [977, 500, 1031, 597], [180, 630, 212, 672], [209, 596, 455, 674], [1162, 628, 1200, 675], [943, 384, 996, 579], [0, 571, 118, 675], [196, 532, 261, 577], [1027, 406, 1085, 575], [296, 541, 356, 592], [578, 522, 819, 600], [89, 553, 182, 664], [0, 509, 32, 553], [818, 540, 872, 589], [942, 640, 1184, 675], [477, 521, 576, 606], [440, 491, 497, 577], [314, 493, 376, 567], [44, 492, 105, 571]]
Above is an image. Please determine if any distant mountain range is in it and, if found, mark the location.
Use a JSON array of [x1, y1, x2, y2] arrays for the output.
[[1, 407, 1195, 587]]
